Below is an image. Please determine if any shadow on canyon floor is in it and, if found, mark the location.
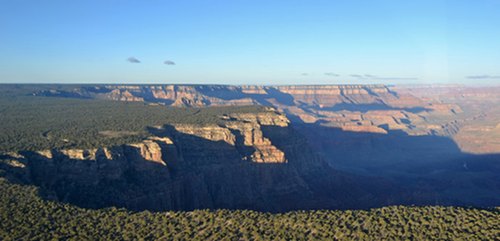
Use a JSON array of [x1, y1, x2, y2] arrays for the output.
[[314, 103, 430, 113], [1, 123, 499, 212], [292, 122, 500, 206]]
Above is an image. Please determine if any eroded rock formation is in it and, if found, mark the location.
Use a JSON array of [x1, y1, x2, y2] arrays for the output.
[[32, 85, 460, 135], [4, 85, 500, 211], [1, 110, 403, 211]]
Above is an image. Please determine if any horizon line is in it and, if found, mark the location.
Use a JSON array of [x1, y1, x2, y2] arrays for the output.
[[1, 82, 499, 87]]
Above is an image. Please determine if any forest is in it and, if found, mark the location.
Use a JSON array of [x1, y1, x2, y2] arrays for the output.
[[0, 178, 498, 240], [1, 85, 499, 240], [0, 89, 267, 152]]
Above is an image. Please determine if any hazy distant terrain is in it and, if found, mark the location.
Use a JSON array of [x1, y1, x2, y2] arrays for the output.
[[30, 83, 500, 154]]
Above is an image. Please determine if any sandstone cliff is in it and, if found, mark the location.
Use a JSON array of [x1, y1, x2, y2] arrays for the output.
[[1, 84, 497, 211], [33, 84, 461, 138], [34, 84, 401, 107], [1, 110, 399, 211]]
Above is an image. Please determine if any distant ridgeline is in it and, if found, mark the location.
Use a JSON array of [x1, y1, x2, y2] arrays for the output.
[[1, 83, 467, 152], [31, 84, 400, 106], [28, 84, 471, 136], [15, 83, 500, 154]]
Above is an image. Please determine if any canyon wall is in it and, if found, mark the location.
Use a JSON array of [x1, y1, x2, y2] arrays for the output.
[[34, 84, 483, 150], [2, 84, 498, 211], [1, 110, 403, 211]]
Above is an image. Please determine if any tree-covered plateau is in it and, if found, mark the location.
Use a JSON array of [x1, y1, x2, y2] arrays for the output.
[[0, 179, 498, 240], [0, 95, 267, 152]]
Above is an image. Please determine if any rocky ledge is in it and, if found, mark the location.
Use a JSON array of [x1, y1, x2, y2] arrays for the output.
[[1, 110, 398, 212]]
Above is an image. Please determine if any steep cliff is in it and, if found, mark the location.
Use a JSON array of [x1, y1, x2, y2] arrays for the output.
[[0, 110, 398, 212], [4, 85, 499, 211], [33, 84, 399, 106], [33, 84, 461, 138], [31, 84, 500, 158]]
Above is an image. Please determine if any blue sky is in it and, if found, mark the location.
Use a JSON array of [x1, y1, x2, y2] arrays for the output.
[[1, 0, 500, 85]]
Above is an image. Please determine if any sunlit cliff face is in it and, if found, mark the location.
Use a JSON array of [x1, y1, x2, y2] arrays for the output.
[[1, 84, 499, 211], [34, 84, 500, 154]]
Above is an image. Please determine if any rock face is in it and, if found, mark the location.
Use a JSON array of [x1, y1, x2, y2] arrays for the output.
[[2, 110, 400, 212], [33, 84, 500, 155], [275, 85, 397, 106], [36, 84, 399, 106], [39, 84, 500, 154], [32, 84, 461, 138], [4, 84, 499, 211]]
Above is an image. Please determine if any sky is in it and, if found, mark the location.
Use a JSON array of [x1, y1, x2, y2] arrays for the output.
[[1, 0, 500, 85]]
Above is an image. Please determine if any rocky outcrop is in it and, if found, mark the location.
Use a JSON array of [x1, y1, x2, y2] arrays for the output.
[[106, 89, 144, 102], [32, 84, 461, 137], [274, 84, 397, 106], [32, 84, 500, 153], [34, 84, 400, 107], [10, 84, 499, 210], [167, 111, 289, 164], [1, 110, 401, 212], [129, 140, 166, 166]]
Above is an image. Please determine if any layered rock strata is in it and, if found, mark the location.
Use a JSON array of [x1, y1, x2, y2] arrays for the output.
[[32, 84, 500, 153], [1, 110, 399, 211]]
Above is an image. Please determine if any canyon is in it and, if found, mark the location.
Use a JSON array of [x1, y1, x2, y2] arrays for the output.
[[34, 84, 500, 154], [1, 110, 404, 211], [0, 84, 498, 212]]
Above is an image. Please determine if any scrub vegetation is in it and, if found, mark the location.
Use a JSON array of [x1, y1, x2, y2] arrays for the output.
[[0, 91, 267, 152], [0, 179, 498, 240]]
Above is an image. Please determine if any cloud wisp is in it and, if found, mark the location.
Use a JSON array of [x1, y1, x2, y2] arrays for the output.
[[164, 60, 176, 65], [324, 72, 340, 77], [373, 76, 419, 81], [350, 74, 418, 81], [466, 75, 500, 79], [127, 57, 141, 63]]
